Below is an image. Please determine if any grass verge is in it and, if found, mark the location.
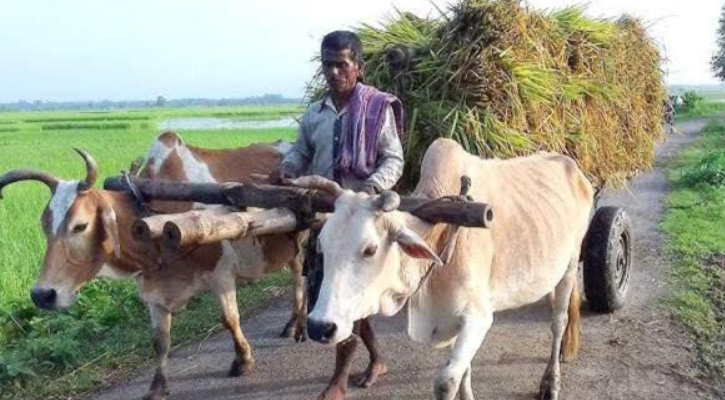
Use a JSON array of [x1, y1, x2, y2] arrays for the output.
[[675, 101, 725, 121], [0, 274, 293, 400], [663, 119, 725, 394]]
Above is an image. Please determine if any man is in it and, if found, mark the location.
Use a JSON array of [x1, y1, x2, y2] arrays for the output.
[[664, 97, 675, 132], [272, 30, 404, 399]]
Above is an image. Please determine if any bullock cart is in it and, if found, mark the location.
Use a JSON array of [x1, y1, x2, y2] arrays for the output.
[[105, 173, 630, 313], [582, 205, 632, 312]]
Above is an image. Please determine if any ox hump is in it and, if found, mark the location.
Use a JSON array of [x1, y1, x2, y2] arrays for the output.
[[147, 132, 216, 183], [146, 133, 177, 175]]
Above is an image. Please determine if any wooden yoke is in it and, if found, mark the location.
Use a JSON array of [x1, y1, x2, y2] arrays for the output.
[[105, 176, 494, 229]]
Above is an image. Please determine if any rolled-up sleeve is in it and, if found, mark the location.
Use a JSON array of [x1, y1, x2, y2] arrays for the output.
[[365, 106, 404, 191], [280, 113, 312, 178]]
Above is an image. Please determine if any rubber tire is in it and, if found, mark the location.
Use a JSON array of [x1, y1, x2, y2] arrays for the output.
[[583, 206, 633, 313]]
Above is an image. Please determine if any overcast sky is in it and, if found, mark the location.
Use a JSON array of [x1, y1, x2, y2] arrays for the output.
[[0, 0, 722, 102]]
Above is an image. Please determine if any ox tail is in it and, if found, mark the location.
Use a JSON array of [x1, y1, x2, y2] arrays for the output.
[[561, 279, 581, 363]]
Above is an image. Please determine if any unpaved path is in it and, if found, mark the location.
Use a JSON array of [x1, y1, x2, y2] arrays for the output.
[[90, 120, 708, 400]]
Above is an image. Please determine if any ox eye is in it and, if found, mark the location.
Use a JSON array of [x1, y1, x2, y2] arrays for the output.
[[363, 244, 378, 258], [72, 223, 88, 233]]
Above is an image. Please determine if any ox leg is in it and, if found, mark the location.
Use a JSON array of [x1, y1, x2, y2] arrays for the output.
[[459, 367, 473, 400], [143, 304, 171, 400], [354, 317, 388, 388], [281, 256, 308, 342], [435, 312, 492, 400], [538, 262, 577, 400], [214, 282, 255, 377]]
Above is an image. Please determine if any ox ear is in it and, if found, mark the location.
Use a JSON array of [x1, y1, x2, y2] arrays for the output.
[[394, 227, 442, 266], [98, 198, 121, 259]]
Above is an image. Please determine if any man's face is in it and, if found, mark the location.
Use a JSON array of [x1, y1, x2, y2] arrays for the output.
[[322, 48, 361, 98]]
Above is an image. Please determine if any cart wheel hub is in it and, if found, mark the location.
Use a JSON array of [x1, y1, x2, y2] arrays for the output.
[[614, 234, 629, 290]]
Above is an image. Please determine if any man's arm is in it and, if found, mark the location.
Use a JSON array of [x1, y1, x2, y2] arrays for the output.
[[364, 106, 404, 192], [279, 114, 312, 178]]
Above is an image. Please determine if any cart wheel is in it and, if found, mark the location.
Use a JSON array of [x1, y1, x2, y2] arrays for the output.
[[583, 206, 632, 312]]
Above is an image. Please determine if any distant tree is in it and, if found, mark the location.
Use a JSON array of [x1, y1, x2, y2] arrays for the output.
[[156, 95, 167, 107], [712, 3, 725, 81]]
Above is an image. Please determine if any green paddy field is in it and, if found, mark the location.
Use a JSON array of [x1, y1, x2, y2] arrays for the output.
[[0, 106, 299, 399]]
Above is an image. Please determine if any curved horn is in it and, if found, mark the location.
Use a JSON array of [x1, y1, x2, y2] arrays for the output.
[[74, 148, 98, 191], [288, 175, 343, 198], [373, 190, 400, 212], [0, 169, 59, 199]]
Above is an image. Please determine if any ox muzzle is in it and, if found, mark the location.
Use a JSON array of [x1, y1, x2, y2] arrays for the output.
[[31, 287, 58, 310]]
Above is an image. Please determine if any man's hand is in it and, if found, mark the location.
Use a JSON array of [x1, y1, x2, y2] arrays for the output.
[[362, 182, 380, 195], [269, 167, 293, 185]]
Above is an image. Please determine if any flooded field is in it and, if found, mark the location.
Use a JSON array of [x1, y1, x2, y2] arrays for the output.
[[158, 116, 298, 131]]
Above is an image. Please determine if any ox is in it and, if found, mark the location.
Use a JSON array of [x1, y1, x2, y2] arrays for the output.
[[296, 138, 593, 400], [0, 132, 306, 400]]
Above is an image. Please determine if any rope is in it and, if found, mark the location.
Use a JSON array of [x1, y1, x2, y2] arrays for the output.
[[294, 188, 319, 231], [410, 175, 472, 296], [123, 171, 153, 216]]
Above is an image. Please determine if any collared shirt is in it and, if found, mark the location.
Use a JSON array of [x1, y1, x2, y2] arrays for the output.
[[280, 96, 404, 191]]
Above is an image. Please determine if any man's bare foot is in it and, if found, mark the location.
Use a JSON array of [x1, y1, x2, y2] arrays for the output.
[[312, 382, 347, 400], [353, 360, 388, 388]]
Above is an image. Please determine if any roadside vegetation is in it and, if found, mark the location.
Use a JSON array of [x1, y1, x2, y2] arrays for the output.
[[675, 92, 725, 120], [663, 119, 725, 394], [0, 106, 299, 399]]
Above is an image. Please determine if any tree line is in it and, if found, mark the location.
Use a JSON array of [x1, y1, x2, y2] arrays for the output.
[[0, 94, 302, 112]]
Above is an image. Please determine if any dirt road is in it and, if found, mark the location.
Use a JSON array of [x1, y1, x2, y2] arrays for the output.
[[90, 120, 708, 400]]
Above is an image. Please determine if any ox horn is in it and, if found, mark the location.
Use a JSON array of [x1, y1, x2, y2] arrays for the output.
[[74, 148, 98, 191], [288, 175, 343, 198], [373, 190, 400, 212], [0, 169, 60, 199]]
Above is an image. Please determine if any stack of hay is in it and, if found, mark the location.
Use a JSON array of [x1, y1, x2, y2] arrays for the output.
[[309, 0, 665, 189]]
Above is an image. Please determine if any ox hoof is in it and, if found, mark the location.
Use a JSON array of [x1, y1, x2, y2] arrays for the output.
[[281, 319, 308, 342], [280, 321, 296, 338], [538, 379, 560, 400], [538, 389, 559, 400], [228, 358, 256, 377], [295, 326, 308, 343], [142, 390, 168, 400], [354, 361, 388, 388], [434, 376, 457, 400]]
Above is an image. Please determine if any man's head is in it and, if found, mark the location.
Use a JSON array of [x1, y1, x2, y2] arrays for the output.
[[321, 31, 364, 99]]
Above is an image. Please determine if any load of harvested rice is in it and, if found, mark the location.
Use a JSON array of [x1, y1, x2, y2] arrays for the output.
[[308, 0, 665, 189]]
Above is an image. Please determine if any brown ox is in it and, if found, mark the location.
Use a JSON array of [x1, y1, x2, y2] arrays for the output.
[[0, 132, 306, 400], [297, 138, 593, 400]]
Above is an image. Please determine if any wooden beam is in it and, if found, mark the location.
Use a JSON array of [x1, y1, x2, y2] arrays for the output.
[[104, 176, 493, 228], [132, 207, 229, 242], [162, 208, 298, 249]]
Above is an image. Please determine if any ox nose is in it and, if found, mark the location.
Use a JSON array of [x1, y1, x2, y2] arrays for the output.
[[31, 288, 57, 309], [307, 318, 337, 343]]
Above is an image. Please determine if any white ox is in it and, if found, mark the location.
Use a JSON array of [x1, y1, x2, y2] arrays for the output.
[[298, 138, 594, 400]]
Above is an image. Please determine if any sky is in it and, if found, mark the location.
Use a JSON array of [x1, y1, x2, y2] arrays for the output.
[[0, 0, 722, 102]]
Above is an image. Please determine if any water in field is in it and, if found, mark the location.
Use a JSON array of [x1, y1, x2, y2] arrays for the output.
[[158, 116, 298, 131]]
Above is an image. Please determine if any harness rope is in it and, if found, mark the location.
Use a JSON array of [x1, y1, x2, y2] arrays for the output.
[[410, 175, 472, 297]]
